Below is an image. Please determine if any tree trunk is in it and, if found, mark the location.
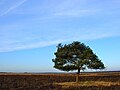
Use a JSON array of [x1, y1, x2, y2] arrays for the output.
[[76, 68, 80, 83]]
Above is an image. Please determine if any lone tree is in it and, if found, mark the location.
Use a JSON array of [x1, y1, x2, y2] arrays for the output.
[[52, 41, 105, 82]]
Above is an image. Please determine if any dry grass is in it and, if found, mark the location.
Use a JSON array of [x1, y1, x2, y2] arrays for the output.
[[0, 72, 120, 89], [55, 81, 120, 87]]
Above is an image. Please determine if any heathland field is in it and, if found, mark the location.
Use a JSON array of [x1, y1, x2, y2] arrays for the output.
[[0, 71, 120, 90]]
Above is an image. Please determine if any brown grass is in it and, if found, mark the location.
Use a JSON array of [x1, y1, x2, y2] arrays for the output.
[[0, 72, 120, 90], [55, 81, 120, 87]]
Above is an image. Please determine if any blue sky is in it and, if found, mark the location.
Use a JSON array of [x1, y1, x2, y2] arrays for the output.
[[0, 0, 120, 72]]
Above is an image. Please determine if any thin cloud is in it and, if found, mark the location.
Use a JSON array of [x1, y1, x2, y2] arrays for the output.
[[0, 0, 120, 52], [0, 39, 65, 52], [55, 9, 96, 17], [0, 26, 119, 52], [0, 0, 27, 17], [54, 0, 88, 17]]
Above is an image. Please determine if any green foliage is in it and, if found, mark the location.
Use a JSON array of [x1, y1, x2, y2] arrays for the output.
[[52, 41, 105, 72]]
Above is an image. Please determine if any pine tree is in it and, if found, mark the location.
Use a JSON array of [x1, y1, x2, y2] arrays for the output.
[[52, 41, 105, 82]]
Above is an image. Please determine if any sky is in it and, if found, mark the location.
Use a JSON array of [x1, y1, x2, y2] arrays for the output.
[[0, 0, 120, 72]]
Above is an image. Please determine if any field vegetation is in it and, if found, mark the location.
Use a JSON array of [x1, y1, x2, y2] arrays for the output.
[[0, 71, 120, 90]]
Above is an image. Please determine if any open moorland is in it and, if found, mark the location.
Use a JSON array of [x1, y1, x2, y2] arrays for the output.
[[0, 71, 120, 90]]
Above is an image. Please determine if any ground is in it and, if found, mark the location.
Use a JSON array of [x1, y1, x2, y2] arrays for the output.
[[0, 71, 120, 90]]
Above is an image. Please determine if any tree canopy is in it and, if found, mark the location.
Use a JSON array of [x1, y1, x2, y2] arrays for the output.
[[52, 41, 105, 73]]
